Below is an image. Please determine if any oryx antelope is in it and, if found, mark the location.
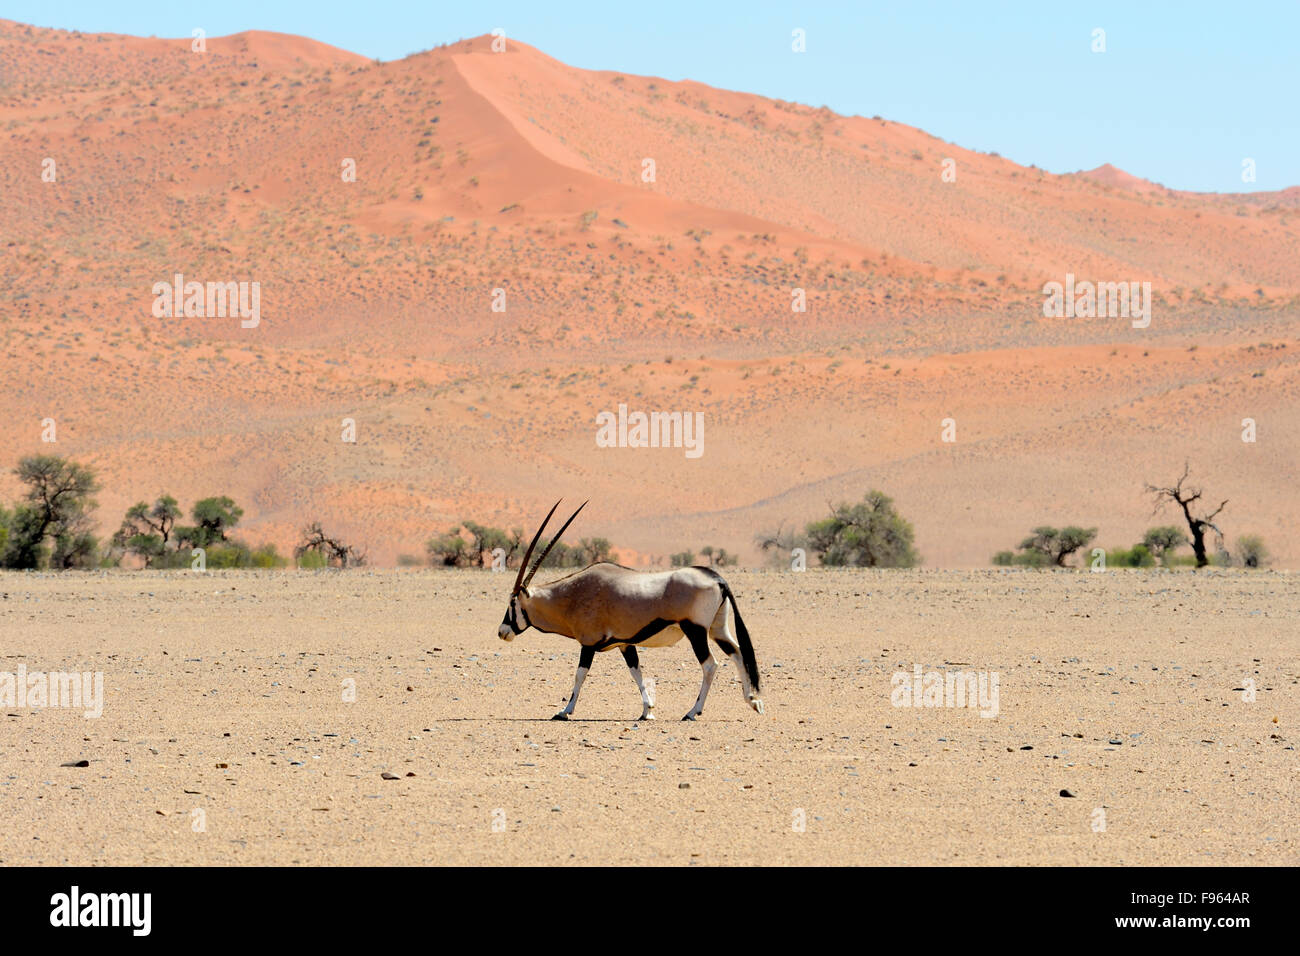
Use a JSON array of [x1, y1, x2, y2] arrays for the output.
[[498, 501, 764, 721]]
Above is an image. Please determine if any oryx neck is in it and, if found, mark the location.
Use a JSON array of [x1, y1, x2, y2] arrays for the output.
[[519, 586, 560, 634]]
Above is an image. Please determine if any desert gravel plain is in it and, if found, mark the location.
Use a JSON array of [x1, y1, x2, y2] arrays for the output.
[[0, 568, 1294, 866]]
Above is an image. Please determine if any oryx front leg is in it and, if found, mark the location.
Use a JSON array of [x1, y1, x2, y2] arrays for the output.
[[622, 645, 655, 720], [553, 644, 595, 720], [682, 624, 716, 721]]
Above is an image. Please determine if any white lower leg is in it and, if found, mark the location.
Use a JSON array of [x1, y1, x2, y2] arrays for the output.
[[558, 665, 588, 718], [629, 666, 654, 719], [684, 657, 717, 719]]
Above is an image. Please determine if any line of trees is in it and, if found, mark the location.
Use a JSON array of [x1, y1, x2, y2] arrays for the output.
[[671, 546, 737, 567], [112, 493, 261, 567], [0, 457, 1273, 573], [424, 521, 612, 569], [991, 465, 1268, 569], [0, 455, 359, 570]]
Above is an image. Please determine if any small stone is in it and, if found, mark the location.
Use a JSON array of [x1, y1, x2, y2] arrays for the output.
[[678, 782, 690, 789], [1060, 789, 1077, 798], [381, 772, 399, 780], [60, 760, 89, 768]]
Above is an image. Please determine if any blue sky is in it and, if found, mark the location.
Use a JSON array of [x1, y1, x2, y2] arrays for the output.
[[11, 1, 1297, 192]]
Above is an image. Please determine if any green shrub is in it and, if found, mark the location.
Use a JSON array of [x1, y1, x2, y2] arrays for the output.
[[806, 490, 919, 567], [251, 544, 287, 568], [1107, 544, 1155, 568], [1236, 535, 1268, 568], [297, 550, 329, 569]]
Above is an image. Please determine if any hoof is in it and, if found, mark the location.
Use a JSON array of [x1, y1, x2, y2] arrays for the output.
[[681, 713, 698, 721], [750, 698, 765, 716], [639, 712, 656, 721], [551, 712, 570, 721]]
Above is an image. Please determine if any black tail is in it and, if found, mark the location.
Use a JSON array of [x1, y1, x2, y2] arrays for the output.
[[697, 567, 761, 694]]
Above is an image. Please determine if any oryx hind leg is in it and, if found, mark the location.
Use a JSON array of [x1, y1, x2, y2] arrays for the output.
[[681, 623, 716, 721], [553, 644, 595, 720], [709, 598, 759, 709], [621, 645, 655, 720]]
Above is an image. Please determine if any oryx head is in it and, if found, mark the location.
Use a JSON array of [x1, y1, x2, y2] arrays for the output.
[[498, 499, 587, 641]]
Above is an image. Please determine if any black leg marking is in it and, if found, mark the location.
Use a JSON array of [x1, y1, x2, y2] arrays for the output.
[[682, 621, 714, 721], [578, 644, 595, 669], [714, 638, 738, 657], [621, 645, 640, 669], [683, 622, 710, 663]]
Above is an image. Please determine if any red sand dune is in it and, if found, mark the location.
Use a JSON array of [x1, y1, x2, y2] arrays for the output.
[[1073, 163, 1166, 194], [0, 23, 1296, 567]]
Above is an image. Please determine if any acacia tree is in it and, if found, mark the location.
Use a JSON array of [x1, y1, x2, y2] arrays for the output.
[[806, 491, 920, 567], [1018, 526, 1097, 567], [426, 528, 471, 567], [2, 456, 100, 569], [1145, 463, 1226, 568], [576, 537, 613, 565], [185, 496, 244, 547], [461, 521, 516, 567], [113, 495, 182, 567], [1142, 526, 1188, 567]]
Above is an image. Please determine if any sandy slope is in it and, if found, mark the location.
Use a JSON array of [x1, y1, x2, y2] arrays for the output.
[[0, 22, 1297, 567], [0, 569, 1294, 866]]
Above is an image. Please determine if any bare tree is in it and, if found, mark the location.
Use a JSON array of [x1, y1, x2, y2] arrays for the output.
[[295, 522, 366, 568], [1145, 463, 1227, 569]]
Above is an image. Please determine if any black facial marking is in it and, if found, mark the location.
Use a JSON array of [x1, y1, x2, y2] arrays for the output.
[[503, 598, 529, 635]]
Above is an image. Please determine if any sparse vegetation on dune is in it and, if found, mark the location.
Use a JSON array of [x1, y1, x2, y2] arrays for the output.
[[0, 22, 1294, 569]]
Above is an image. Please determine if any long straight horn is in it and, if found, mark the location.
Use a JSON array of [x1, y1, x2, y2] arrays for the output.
[[513, 500, 561, 595], [522, 500, 588, 588]]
